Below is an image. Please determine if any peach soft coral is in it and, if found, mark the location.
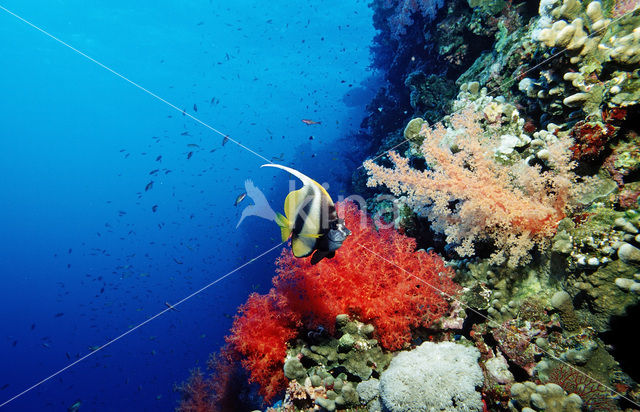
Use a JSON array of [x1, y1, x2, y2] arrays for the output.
[[224, 200, 459, 402], [364, 108, 583, 267]]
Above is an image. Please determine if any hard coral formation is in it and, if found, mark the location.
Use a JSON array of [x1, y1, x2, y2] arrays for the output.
[[509, 382, 583, 412], [405, 72, 457, 123], [527, 0, 640, 118], [282, 315, 392, 411], [379, 341, 484, 411]]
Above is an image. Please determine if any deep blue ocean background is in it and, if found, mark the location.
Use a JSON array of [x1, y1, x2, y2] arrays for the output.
[[0, 1, 377, 410]]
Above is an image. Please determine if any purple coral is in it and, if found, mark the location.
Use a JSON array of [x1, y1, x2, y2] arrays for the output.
[[383, 0, 445, 38]]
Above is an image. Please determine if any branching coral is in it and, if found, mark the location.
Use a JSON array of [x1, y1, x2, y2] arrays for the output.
[[175, 368, 215, 412], [382, 0, 446, 38], [176, 348, 256, 412], [364, 108, 582, 266], [529, 0, 640, 115]]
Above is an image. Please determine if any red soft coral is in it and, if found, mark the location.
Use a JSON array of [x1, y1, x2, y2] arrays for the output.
[[274, 200, 460, 351], [224, 201, 459, 402], [225, 290, 300, 402], [175, 368, 215, 412]]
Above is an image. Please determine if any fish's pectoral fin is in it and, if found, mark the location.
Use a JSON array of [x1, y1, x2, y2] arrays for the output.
[[310, 250, 328, 265], [310, 250, 336, 265], [275, 213, 291, 241], [326, 251, 336, 259]]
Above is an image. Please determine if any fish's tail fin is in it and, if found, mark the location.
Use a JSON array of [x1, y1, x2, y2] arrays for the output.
[[275, 212, 292, 242]]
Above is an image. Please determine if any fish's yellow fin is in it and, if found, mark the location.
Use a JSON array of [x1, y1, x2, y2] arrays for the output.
[[292, 236, 315, 257], [275, 213, 291, 242], [299, 233, 322, 239]]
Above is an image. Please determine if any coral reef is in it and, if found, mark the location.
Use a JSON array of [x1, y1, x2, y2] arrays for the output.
[[533, 0, 640, 115], [184, 202, 460, 407], [180, 0, 640, 409]]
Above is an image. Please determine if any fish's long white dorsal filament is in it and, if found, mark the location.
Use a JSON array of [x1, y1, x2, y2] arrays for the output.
[[261, 163, 331, 199]]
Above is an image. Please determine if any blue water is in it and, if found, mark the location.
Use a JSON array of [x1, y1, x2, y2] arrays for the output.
[[0, 1, 376, 410]]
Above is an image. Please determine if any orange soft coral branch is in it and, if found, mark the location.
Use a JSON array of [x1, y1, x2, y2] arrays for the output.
[[364, 109, 579, 266], [175, 368, 215, 412]]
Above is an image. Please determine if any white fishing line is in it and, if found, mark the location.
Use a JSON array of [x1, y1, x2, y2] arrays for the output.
[[0, 241, 284, 408], [0, 4, 272, 164], [357, 243, 640, 409]]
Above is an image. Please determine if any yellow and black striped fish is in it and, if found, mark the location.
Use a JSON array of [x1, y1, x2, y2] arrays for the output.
[[262, 164, 351, 264]]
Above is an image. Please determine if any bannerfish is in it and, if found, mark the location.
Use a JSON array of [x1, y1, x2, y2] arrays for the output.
[[234, 192, 247, 206], [301, 119, 321, 125], [261, 164, 351, 264]]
